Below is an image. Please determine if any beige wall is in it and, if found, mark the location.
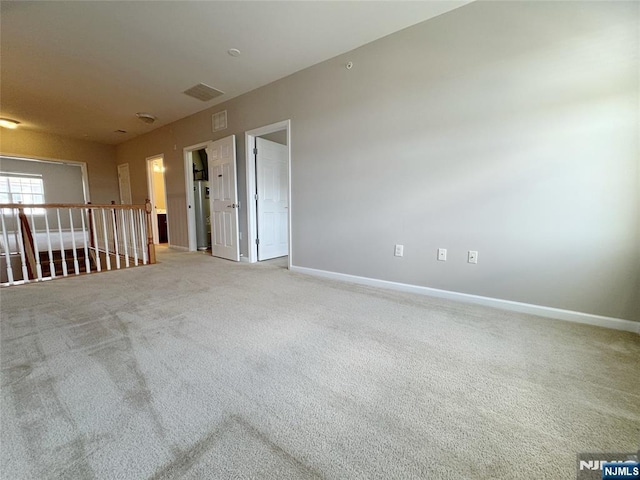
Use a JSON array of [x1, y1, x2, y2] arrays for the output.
[[116, 1, 640, 321], [0, 128, 119, 203]]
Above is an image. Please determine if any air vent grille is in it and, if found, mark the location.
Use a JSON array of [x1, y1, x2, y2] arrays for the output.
[[212, 110, 227, 132], [183, 83, 224, 102]]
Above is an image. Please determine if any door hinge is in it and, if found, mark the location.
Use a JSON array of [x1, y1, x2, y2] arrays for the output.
[[255, 238, 260, 245], [254, 193, 259, 200], [253, 148, 258, 155]]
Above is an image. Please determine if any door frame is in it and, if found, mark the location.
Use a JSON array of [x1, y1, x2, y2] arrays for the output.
[[183, 141, 213, 252], [146, 154, 167, 244], [117, 163, 132, 204], [245, 119, 291, 267]]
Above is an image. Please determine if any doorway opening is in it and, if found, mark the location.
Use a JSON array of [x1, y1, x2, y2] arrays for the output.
[[146, 155, 168, 244], [183, 142, 212, 252], [245, 120, 291, 267]]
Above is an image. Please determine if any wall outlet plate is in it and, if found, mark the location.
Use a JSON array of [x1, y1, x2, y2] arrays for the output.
[[468, 250, 478, 264], [394, 244, 404, 257], [437, 248, 447, 261]]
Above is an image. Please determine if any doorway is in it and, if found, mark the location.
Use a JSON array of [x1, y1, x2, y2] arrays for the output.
[[245, 120, 291, 267], [183, 142, 211, 252], [146, 155, 168, 244], [183, 137, 240, 260], [117, 163, 132, 205]]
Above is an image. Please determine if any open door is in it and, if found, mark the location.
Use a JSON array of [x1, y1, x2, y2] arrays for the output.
[[256, 137, 288, 260], [207, 135, 240, 261]]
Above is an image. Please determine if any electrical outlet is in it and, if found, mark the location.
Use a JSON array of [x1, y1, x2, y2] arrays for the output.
[[437, 248, 447, 261], [468, 250, 478, 264], [394, 244, 404, 257]]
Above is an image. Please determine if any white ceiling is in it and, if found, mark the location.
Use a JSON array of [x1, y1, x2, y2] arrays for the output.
[[1, 1, 470, 145]]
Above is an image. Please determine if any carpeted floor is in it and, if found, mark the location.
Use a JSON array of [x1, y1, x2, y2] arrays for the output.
[[1, 247, 638, 479]]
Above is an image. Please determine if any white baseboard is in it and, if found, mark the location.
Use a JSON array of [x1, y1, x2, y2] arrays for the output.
[[168, 244, 189, 252], [289, 265, 639, 334]]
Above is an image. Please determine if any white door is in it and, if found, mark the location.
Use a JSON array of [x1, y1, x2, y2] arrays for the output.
[[256, 137, 288, 260], [117, 163, 132, 204], [208, 135, 240, 261]]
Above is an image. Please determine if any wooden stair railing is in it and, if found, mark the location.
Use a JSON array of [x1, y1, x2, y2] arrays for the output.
[[0, 201, 157, 286]]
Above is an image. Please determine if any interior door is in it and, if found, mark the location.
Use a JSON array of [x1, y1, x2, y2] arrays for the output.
[[208, 135, 240, 261], [117, 163, 132, 204], [256, 137, 288, 260]]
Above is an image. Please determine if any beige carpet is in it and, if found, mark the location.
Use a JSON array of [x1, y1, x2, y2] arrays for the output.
[[1, 247, 638, 479]]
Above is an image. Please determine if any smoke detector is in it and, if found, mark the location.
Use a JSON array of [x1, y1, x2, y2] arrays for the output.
[[136, 112, 157, 124]]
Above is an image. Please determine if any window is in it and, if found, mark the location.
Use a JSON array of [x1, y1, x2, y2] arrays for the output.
[[0, 175, 46, 214]]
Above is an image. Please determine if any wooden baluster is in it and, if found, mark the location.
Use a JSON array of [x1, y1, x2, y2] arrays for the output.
[[29, 209, 43, 280], [16, 207, 31, 281], [56, 208, 68, 277], [80, 207, 91, 273], [145, 199, 156, 264], [18, 207, 37, 280], [90, 206, 102, 272], [101, 209, 111, 270], [0, 210, 15, 285], [43, 209, 55, 278], [111, 207, 120, 269], [120, 208, 130, 268], [129, 209, 139, 266], [68, 210, 79, 275], [139, 209, 148, 264]]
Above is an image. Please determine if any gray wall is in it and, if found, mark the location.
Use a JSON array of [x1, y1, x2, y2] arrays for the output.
[[0, 156, 86, 230], [0, 157, 85, 204], [0, 128, 119, 204], [117, 1, 640, 321]]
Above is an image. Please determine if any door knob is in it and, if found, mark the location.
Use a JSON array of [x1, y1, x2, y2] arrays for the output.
[[226, 203, 239, 208]]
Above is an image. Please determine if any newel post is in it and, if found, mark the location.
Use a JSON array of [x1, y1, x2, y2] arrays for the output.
[[145, 199, 156, 264]]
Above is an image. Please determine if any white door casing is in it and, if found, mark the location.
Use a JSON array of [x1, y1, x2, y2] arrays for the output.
[[208, 135, 240, 261], [244, 119, 291, 266], [117, 163, 132, 204], [256, 137, 288, 260], [184, 141, 211, 252]]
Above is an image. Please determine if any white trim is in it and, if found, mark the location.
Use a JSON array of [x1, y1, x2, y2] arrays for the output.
[[168, 244, 189, 252], [0, 153, 91, 203], [290, 265, 640, 334], [245, 120, 292, 268], [183, 141, 212, 252]]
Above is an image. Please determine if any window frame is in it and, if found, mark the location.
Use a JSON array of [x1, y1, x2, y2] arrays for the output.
[[0, 174, 47, 215]]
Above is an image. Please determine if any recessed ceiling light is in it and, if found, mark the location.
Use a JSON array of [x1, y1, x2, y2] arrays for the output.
[[227, 48, 241, 57], [136, 112, 157, 124], [0, 118, 20, 129]]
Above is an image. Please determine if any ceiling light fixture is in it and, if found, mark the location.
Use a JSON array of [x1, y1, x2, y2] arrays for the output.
[[0, 118, 20, 129], [136, 112, 157, 124], [227, 48, 241, 57]]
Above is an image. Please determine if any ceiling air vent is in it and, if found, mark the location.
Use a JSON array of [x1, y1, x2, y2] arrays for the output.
[[114, 129, 128, 134], [183, 83, 224, 102]]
